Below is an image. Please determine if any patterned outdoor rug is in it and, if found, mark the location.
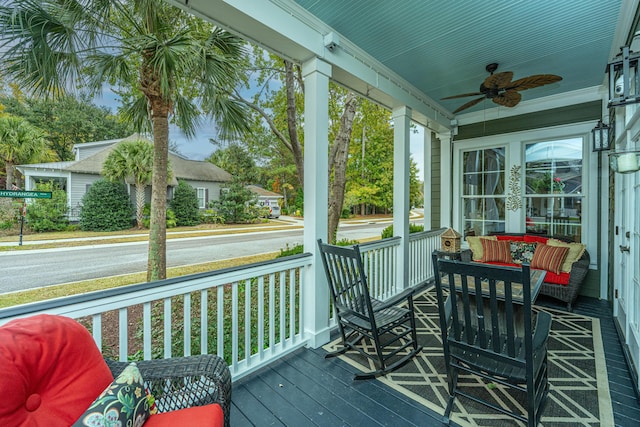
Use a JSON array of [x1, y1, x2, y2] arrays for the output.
[[323, 288, 614, 426]]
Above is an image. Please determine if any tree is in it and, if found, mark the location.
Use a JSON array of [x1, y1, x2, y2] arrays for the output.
[[170, 180, 200, 226], [0, 115, 53, 189], [79, 180, 134, 231], [102, 138, 156, 229], [212, 178, 258, 224], [0, 93, 133, 161], [1, 0, 249, 281], [207, 144, 258, 184]]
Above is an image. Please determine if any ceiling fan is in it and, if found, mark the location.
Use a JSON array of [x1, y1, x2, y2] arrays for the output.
[[442, 63, 562, 114]]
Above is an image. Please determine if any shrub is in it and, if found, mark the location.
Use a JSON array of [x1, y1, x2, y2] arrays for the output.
[[170, 180, 200, 226], [0, 199, 19, 230], [79, 180, 134, 231], [211, 179, 258, 224], [141, 204, 177, 228], [200, 209, 224, 224], [381, 223, 424, 239], [26, 181, 69, 232]]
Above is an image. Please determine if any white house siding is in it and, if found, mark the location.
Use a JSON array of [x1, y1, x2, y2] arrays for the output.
[[69, 173, 103, 210]]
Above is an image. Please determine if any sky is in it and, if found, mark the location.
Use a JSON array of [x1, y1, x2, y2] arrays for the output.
[[95, 86, 426, 181]]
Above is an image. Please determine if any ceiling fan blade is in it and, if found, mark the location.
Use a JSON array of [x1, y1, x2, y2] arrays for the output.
[[507, 74, 562, 91], [452, 96, 485, 113], [441, 92, 483, 100], [483, 71, 513, 89], [492, 90, 521, 108]]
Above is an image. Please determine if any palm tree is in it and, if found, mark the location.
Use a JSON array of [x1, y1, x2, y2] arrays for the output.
[[103, 138, 163, 229], [0, 0, 249, 280], [0, 115, 52, 189]]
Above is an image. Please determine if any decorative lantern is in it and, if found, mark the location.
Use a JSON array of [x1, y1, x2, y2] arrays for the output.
[[607, 46, 640, 108], [591, 120, 611, 152], [440, 228, 461, 252]]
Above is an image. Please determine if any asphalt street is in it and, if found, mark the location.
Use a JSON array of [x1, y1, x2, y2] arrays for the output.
[[0, 220, 391, 293]]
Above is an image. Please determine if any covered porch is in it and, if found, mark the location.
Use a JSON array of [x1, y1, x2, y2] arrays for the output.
[[2, 0, 640, 425]]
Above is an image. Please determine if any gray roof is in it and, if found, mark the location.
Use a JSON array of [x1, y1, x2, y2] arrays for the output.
[[21, 135, 232, 184], [247, 185, 282, 198]]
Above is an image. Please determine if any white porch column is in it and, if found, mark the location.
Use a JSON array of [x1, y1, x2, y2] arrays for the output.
[[392, 106, 412, 289], [302, 57, 331, 348], [423, 128, 432, 229], [438, 132, 453, 227]]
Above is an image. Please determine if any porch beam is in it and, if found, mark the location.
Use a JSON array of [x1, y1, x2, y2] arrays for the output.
[[301, 57, 331, 348], [392, 106, 411, 290]]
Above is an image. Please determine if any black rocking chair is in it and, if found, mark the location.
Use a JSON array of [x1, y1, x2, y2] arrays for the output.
[[318, 239, 422, 380], [431, 254, 551, 426]]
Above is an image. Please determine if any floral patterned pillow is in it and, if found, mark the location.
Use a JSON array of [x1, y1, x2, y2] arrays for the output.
[[510, 241, 538, 264], [73, 362, 150, 427]]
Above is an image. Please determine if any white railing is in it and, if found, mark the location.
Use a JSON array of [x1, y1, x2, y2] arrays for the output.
[[408, 227, 447, 287], [0, 228, 445, 381], [0, 254, 312, 381]]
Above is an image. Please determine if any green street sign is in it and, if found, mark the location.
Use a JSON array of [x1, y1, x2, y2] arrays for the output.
[[0, 190, 52, 199]]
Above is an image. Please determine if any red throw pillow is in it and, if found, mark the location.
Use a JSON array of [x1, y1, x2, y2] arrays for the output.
[[530, 243, 569, 275], [480, 239, 513, 263]]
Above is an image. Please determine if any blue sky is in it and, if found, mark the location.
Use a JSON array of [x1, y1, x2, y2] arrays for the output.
[[95, 86, 426, 181]]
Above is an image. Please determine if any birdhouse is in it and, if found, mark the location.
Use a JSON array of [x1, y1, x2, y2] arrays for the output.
[[440, 228, 461, 252]]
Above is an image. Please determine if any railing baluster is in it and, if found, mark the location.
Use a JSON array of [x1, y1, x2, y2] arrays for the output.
[[258, 276, 265, 361], [118, 308, 127, 361], [143, 302, 151, 360], [200, 290, 208, 355], [184, 293, 191, 357], [163, 298, 172, 358]]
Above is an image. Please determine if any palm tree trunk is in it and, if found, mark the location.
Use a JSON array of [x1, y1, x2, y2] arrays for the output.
[[5, 162, 14, 190], [147, 100, 170, 282], [135, 182, 145, 229]]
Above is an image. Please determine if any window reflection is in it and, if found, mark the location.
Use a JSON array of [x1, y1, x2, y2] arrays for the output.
[[525, 139, 582, 241]]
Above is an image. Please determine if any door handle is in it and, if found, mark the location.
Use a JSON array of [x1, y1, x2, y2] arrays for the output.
[[620, 245, 630, 253]]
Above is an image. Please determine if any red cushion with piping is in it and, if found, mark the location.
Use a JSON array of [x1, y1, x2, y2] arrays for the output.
[[496, 234, 525, 241], [0, 314, 114, 427], [524, 234, 550, 244]]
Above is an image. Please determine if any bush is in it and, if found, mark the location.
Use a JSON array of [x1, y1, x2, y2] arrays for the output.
[[211, 179, 258, 224], [141, 204, 177, 228], [200, 209, 224, 224], [79, 180, 134, 231], [0, 199, 19, 229], [26, 181, 69, 232], [170, 181, 200, 226], [381, 223, 424, 239]]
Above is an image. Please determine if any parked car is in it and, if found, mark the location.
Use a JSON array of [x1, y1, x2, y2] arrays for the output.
[[268, 204, 281, 219]]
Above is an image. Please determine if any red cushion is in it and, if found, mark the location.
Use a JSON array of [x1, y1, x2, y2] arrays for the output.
[[524, 234, 550, 244], [544, 271, 571, 286], [496, 234, 525, 241], [0, 315, 114, 427], [144, 404, 224, 427], [480, 239, 513, 263]]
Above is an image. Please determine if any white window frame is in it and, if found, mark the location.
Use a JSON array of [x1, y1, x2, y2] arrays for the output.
[[196, 187, 206, 209], [453, 123, 597, 268]]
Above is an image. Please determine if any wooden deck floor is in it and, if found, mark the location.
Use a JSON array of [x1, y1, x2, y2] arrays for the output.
[[231, 295, 640, 426]]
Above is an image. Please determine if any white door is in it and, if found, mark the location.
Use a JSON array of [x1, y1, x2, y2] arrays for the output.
[[613, 170, 640, 387]]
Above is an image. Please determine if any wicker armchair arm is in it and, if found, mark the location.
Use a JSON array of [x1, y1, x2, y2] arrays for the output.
[[105, 354, 231, 427]]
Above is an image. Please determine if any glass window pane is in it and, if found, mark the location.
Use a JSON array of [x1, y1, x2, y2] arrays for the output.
[[524, 138, 583, 241]]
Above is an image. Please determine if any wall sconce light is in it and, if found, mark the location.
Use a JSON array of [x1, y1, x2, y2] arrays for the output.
[[607, 46, 640, 108], [591, 120, 611, 152], [324, 32, 340, 52], [609, 150, 640, 174]]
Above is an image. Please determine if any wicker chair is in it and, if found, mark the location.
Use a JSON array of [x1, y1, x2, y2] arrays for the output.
[[105, 355, 231, 427], [318, 239, 422, 380], [432, 254, 551, 426]]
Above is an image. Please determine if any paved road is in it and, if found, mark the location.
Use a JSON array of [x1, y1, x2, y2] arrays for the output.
[[0, 222, 390, 293]]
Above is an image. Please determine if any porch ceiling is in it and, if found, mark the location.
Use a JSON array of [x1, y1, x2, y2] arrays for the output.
[[171, 0, 630, 124]]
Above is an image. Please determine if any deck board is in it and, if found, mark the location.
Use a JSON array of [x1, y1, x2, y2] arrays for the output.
[[231, 295, 639, 426]]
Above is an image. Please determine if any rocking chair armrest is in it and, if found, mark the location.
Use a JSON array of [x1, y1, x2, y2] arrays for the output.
[[374, 288, 415, 311], [532, 311, 552, 350]]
